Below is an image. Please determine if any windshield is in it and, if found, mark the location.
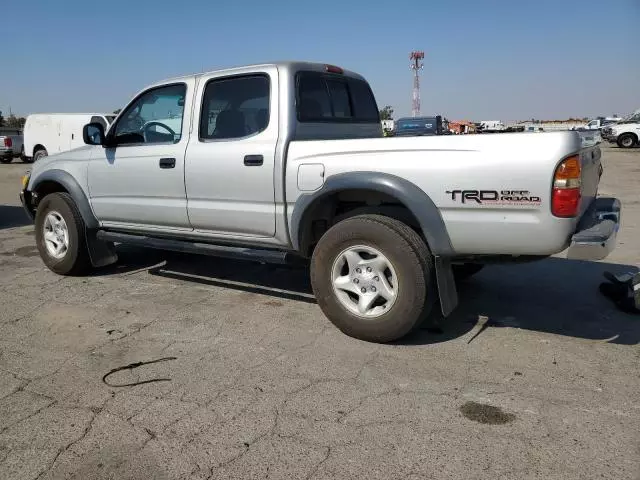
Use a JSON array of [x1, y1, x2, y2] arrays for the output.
[[620, 112, 640, 123]]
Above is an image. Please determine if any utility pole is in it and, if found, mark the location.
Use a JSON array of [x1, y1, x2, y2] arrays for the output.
[[409, 51, 425, 117]]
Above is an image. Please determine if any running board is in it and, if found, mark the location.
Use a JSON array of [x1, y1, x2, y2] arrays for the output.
[[96, 231, 294, 265]]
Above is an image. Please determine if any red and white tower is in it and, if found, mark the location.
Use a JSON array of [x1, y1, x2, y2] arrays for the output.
[[409, 51, 425, 117]]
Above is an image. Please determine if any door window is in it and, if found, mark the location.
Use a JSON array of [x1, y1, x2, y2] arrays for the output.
[[112, 83, 186, 145], [199, 75, 270, 140]]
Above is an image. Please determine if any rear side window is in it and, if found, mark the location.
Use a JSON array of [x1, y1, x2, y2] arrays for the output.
[[296, 72, 379, 123], [200, 74, 270, 140]]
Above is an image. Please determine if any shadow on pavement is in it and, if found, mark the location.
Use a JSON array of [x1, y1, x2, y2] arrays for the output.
[[0, 205, 31, 229], [406, 257, 639, 346], [103, 246, 640, 345]]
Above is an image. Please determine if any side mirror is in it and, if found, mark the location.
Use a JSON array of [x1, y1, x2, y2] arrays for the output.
[[83, 123, 105, 146]]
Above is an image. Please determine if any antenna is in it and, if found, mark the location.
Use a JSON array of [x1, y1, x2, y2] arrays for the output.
[[409, 51, 425, 117]]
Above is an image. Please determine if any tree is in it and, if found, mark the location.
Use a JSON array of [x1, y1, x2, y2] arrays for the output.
[[0, 111, 4, 128], [379, 105, 394, 120], [5, 114, 26, 129], [113, 108, 121, 114]]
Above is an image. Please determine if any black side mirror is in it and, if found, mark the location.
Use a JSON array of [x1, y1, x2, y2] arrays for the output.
[[83, 123, 105, 146]]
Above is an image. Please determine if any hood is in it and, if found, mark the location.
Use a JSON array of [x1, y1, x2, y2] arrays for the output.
[[30, 145, 95, 176]]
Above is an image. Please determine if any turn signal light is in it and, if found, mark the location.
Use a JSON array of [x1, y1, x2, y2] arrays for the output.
[[552, 155, 581, 217]]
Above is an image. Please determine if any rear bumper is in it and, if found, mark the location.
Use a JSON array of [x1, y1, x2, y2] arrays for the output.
[[567, 197, 621, 261]]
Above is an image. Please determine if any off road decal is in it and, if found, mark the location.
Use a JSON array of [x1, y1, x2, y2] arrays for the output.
[[446, 190, 542, 205]]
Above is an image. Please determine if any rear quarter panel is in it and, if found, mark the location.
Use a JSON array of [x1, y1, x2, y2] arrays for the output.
[[287, 131, 592, 256]]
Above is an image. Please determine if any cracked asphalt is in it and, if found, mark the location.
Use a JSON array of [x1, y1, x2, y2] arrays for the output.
[[1, 145, 639, 480]]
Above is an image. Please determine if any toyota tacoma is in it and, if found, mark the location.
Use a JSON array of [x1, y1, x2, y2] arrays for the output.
[[19, 61, 621, 342]]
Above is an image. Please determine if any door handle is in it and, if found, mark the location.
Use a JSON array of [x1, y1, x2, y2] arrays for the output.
[[244, 154, 263, 166], [159, 157, 176, 169]]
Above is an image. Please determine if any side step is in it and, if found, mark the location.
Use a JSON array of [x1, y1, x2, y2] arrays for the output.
[[96, 231, 295, 265]]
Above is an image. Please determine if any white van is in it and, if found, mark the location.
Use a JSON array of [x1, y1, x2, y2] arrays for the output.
[[24, 113, 116, 162]]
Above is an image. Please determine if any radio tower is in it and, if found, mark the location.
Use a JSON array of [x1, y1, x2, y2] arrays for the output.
[[409, 51, 425, 117]]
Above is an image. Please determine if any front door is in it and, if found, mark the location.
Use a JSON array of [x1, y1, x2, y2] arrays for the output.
[[88, 82, 194, 230], [184, 70, 277, 237]]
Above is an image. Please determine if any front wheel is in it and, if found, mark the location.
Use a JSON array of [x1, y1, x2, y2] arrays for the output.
[[310, 214, 435, 343], [35, 192, 92, 275], [617, 134, 637, 149]]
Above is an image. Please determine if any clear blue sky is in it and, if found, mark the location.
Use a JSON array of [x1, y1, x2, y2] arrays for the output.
[[2, 0, 638, 121]]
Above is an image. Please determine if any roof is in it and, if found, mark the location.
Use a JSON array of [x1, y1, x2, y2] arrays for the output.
[[155, 61, 366, 86]]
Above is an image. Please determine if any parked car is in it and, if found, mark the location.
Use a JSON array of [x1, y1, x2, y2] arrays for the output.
[[602, 109, 640, 148], [0, 128, 26, 164], [394, 116, 445, 136], [20, 61, 621, 343], [23, 113, 116, 162]]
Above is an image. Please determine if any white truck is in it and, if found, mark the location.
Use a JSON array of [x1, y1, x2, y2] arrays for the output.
[[19, 61, 621, 343], [0, 128, 25, 164], [602, 109, 640, 148], [23, 113, 116, 162]]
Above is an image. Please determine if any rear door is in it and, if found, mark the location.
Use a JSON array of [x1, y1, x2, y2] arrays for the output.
[[184, 68, 278, 237]]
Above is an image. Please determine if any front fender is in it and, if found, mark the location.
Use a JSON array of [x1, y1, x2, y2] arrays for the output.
[[29, 169, 99, 229]]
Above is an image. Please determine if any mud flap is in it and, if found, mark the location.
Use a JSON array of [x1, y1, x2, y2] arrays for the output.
[[85, 229, 118, 268], [435, 255, 458, 317]]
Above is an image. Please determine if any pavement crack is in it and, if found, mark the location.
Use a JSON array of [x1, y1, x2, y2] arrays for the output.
[[0, 400, 56, 434], [35, 408, 99, 479], [304, 446, 331, 480]]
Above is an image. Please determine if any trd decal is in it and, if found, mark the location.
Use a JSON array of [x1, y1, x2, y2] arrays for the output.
[[446, 190, 542, 205]]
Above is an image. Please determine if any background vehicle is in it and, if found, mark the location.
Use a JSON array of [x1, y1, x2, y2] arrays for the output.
[[23, 113, 116, 162], [478, 120, 507, 132], [20, 61, 620, 343], [394, 116, 445, 136], [574, 116, 622, 131], [0, 127, 25, 164], [602, 109, 640, 148]]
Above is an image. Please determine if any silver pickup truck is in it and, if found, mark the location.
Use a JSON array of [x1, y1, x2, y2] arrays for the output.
[[0, 128, 25, 164], [19, 61, 621, 343]]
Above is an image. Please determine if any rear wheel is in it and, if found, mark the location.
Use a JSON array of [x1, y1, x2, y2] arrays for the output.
[[0, 156, 12, 164], [310, 214, 435, 343], [617, 133, 637, 149], [33, 148, 47, 162], [35, 192, 92, 275]]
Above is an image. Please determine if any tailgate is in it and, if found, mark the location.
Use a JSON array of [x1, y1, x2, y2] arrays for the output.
[[577, 144, 602, 219]]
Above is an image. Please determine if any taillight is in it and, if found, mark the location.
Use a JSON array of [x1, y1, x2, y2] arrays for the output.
[[552, 155, 581, 217], [3, 137, 12, 148]]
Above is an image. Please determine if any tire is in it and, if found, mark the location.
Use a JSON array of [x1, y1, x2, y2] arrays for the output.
[[0, 156, 12, 164], [617, 133, 637, 149], [35, 192, 92, 275], [33, 148, 48, 162], [452, 263, 484, 282], [310, 214, 435, 343]]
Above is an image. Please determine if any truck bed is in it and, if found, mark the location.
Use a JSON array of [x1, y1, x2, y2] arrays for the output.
[[287, 131, 601, 256]]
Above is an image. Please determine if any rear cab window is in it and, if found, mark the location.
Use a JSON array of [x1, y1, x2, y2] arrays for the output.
[[295, 71, 379, 124]]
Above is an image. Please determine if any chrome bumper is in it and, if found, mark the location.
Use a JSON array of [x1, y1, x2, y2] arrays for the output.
[[567, 197, 621, 261]]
